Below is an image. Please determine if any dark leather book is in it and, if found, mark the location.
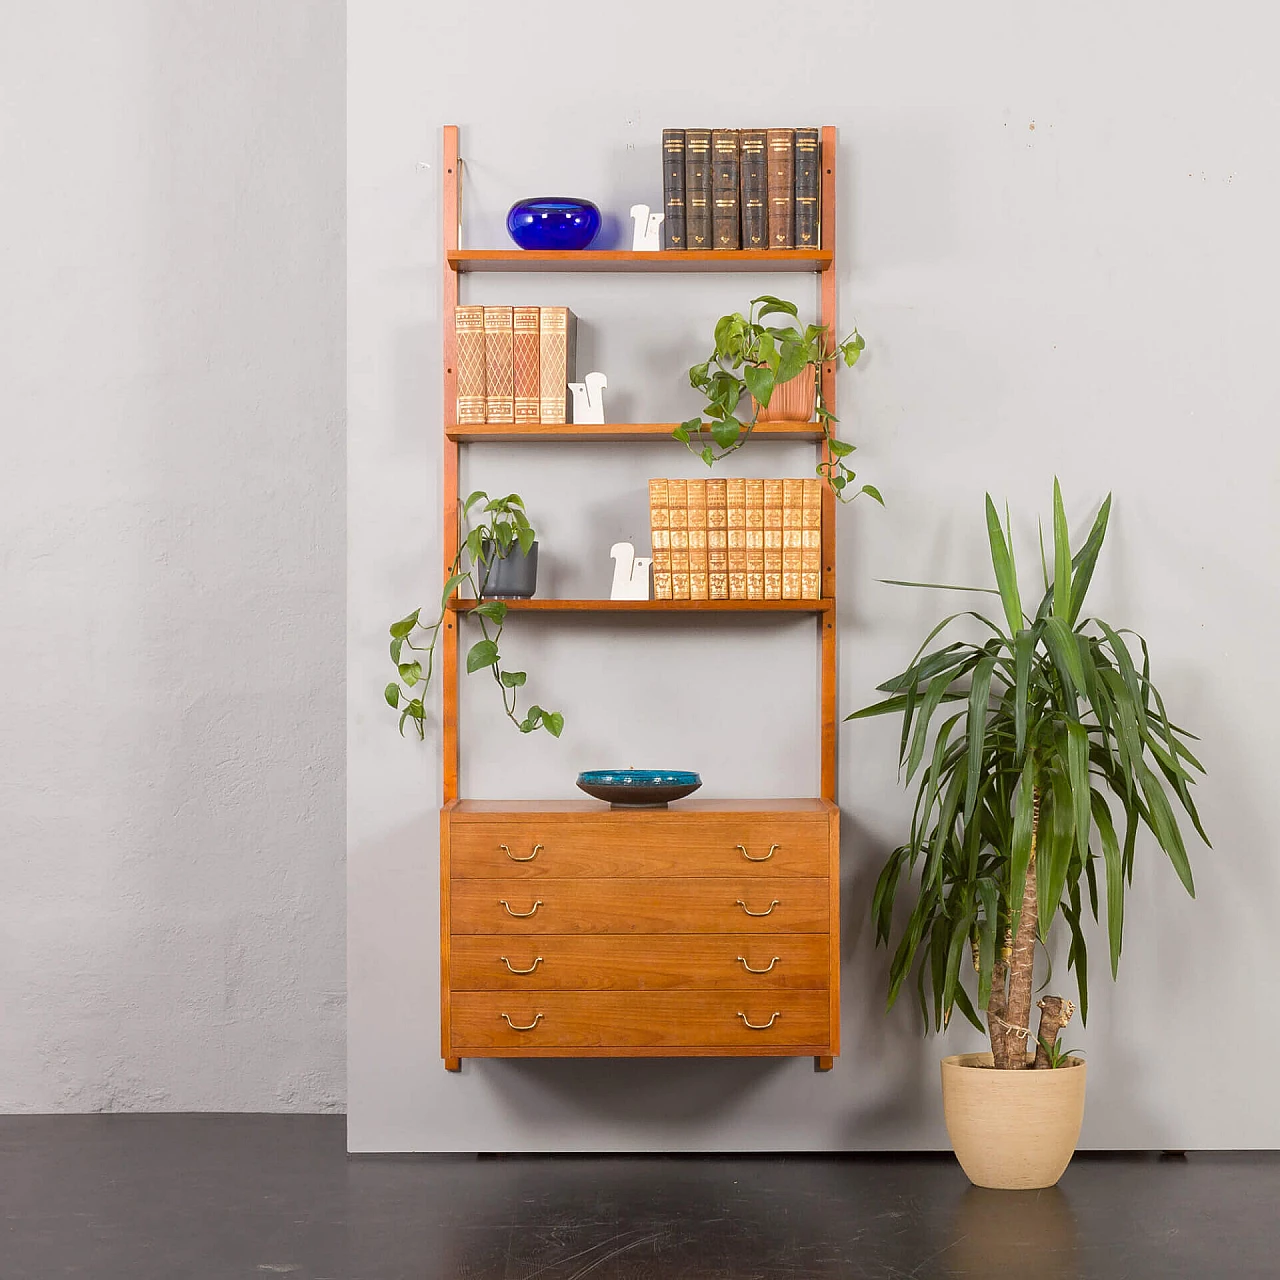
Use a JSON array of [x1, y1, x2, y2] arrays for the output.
[[766, 128, 795, 249], [794, 127, 820, 249], [684, 128, 713, 250], [711, 129, 740, 250], [739, 129, 768, 250], [661, 129, 685, 250]]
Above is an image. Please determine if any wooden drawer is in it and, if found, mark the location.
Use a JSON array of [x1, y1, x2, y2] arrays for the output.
[[450, 877, 829, 935], [450, 990, 831, 1051], [449, 933, 829, 991], [447, 811, 828, 878]]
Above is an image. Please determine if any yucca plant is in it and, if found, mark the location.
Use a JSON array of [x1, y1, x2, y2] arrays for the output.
[[847, 483, 1208, 1068]]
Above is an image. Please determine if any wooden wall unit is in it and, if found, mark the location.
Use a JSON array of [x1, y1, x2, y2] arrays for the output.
[[438, 126, 842, 1072]]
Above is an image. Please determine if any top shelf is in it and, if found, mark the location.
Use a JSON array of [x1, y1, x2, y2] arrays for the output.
[[447, 249, 833, 274]]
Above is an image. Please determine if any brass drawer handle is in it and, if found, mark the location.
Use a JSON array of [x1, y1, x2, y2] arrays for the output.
[[500, 955, 543, 975], [499, 899, 543, 918], [735, 898, 780, 917], [737, 955, 781, 974], [499, 1012, 544, 1032], [738, 843, 780, 862], [738, 1011, 781, 1030], [500, 842, 543, 862]]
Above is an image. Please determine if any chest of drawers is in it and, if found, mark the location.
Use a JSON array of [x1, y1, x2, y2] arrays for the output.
[[440, 798, 839, 1070]]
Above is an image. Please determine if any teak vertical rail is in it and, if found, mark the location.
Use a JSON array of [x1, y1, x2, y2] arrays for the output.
[[442, 126, 461, 804], [819, 125, 838, 803]]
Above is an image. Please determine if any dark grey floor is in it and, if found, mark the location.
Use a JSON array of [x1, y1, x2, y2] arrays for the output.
[[1, 1116, 1277, 1279]]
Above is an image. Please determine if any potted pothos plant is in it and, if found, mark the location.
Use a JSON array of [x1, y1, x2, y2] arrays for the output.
[[847, 482, 1207, 1189], [385, 490, 563, 739], [675, 293, 881, 503]]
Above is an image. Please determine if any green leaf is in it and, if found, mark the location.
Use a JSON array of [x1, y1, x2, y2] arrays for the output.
[[752, 294, 799, 319], [465, 639, 499, 674], [543, 710, 564, 738], [390, 636, 404, 664], [390, 609, 421, 639], [463, 489, 487, 516], [500, 670, 526, 688], [906, 671, 956, 782], [827, 437, 854, 458], [963, 656, 996, 821], [674, 422, 695, 444], [976, 879, 999, 1009], [1068, 494, 1111, 625], [743, 364, 775, 407], [1138, 761, 1195, 896], [1043, 615, 1086, 699], [1052, 478, 1071, 620], [1065, 721, 1091, 862], [472, 599, 507, 623], [384, 683, 400, 708], [860, 484, 885, 505], [711, 417, 742, 449], [701, 446, 715, 466], [440, 573, 466, 609], [984, 495, 1024, 635], [1009, 757, 1036, 942], [1091, 790, 1125, 977], [398, 661, 422, 687], [1013, 628, 1033, 757]]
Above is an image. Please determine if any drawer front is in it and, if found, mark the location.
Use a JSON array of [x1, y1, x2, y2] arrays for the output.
[[450, 933, 830, 991], [451, 991, 831, 1051], [450, 877, 829, 935], [448, 813, 828, 878]]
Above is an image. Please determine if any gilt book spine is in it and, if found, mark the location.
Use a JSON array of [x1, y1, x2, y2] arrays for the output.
[[538, 306, 575, 424], [454, 305, 486, 425], [669, 478, 690, 600], [711, 129, 740, 250], [707, 477, 729, 599], [684, 128, 713, 250], [739, 130, 768, 250], [763, 478, 784, 599], [801, 477, 822, 600], [745, 478, 765, 600], [794, 127, 820, 249], [650, 478, 672, 600], [662, 129, 686, 250], [782, 477, 804, 600], [687, 478, 709, 600], [483, 306, 514, 424], [726, 477, 747, 600], [512, 306, 540, 424], [766, 128, 795, 249]]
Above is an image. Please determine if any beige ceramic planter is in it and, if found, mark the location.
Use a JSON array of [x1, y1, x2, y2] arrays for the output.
[[753, 363, 817, 422], [941, 1052, 1087, 1190]]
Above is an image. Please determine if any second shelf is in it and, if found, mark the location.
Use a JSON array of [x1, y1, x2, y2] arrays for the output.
[[445, 421, 827, 443], [449, 598, 832, 614]]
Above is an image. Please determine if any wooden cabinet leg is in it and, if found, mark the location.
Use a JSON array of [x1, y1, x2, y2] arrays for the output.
[[814, 1056, 834, 1072], [445, 1057, 461, 1072]]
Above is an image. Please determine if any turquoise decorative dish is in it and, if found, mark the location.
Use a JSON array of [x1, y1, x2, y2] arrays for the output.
[[576, 769, 702, 809]]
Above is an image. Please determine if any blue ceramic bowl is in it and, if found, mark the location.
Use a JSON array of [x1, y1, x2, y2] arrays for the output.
[[507, 197, 602, 251], [576, 769, 701, 808]]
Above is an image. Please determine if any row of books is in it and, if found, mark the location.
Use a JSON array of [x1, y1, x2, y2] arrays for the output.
[[661, 128, 820, 252], [649, 477, 824, 601], [454, 306, 577, 425]]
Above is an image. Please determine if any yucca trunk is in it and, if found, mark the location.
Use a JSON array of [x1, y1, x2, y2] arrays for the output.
[[988, 791, 1040, 1069]]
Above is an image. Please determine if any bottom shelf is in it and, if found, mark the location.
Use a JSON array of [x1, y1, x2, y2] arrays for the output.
[[450, 598, 832, 614]]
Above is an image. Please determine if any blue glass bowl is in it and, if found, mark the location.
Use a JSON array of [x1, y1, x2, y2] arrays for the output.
[[507, 197, 602, 251], [576, 769, 701, 808]]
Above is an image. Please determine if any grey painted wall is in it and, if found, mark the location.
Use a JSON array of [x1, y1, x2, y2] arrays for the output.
[[1, 4, 346, 1111], [349, 0, 1280, 1152]]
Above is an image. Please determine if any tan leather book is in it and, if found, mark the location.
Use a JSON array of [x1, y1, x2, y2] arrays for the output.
[[650, 478, 672, 600], [483, 306, 514, 423], [538, 306, 576, 424], [669, 478, 690, 599], [763, 478, 784, 599], [726, 477, 747, 600], [782, 478, 804, 600], [801, 478, 822, 599], [454, 306, 486, 424], [513, 306, 540, 424], [745, 478, 765, 599], [707, 477, 729, 600], [766, 128, 795, 249], [687, 478, 709, 600]]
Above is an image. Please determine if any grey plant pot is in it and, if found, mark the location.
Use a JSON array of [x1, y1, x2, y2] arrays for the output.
[[479, 540, 539, 599]]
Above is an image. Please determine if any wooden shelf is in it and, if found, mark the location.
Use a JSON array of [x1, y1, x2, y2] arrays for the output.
[[447, 798, 836, 814], [447, 249, 832, 274], [449, 597, 833, 614], [445, 421, 826, 443]]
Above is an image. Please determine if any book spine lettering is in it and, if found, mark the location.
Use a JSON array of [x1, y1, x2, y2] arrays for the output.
[[649, 478, 672, 600], [794, 128, 820, 249], [687, 478, 709, 600], [763, 478, 784, 599], [483, 306, 514, 424], [669, 478, 690, 599], [782, 477, 804, 599], [726, 477, 747, 600], [706, 478, 729, 599], [512, 306, 540, 424], [766, 128, 795, 250], [801, 477, 822, 600], [745, 478, 765, 599], [684, 129, 713, 250], [454, 305, 486, 424], [538, 307, 575, 424], [711, 129, 740, 250], [661, 129, 686, 250], [739, 130, 768, 250]]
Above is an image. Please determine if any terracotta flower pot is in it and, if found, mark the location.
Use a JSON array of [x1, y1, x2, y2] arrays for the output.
[[752, 363, 817, 422], [940, 1052, 1087, 1190]]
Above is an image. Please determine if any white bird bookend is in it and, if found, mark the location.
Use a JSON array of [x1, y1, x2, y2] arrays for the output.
[[569, 371, 607, 424], [630, 203, 664, 251], [610, 541, 653, 601]]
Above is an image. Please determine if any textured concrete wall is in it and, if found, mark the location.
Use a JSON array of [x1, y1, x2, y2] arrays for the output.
[[0, 3, 346, 1111], [349, 0, 1280, 1150]]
